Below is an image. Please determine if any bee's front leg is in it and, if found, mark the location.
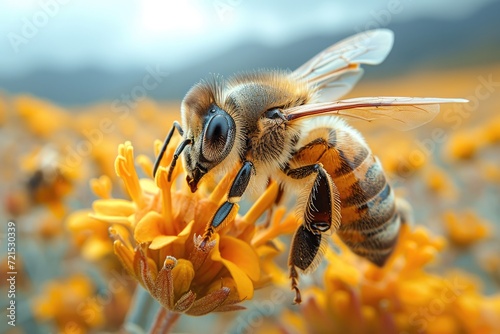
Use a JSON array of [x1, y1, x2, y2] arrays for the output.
[[285, 163, 341, 304], [201, 161, 254, 246]]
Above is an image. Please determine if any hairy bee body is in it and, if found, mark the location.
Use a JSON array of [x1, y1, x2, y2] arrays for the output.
[[180, 71, 311, 186], [222, 71, 313, 191], [154, 29, 467, 304], [289, 116, 401, 266], [217, 70, 401, 265]]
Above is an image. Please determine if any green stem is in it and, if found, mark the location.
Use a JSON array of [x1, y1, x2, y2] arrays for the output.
[[149, 308, 181, 334]]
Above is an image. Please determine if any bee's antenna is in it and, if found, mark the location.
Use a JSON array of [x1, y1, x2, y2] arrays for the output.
[[153, 121, 184, 177], [167, 138, 192, 181]]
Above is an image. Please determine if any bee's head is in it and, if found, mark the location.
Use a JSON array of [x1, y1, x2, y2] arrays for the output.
[[180, 80, 238, 192]]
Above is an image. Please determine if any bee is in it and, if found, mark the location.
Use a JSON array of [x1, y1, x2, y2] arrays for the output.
[[153, 29, 467, 304]]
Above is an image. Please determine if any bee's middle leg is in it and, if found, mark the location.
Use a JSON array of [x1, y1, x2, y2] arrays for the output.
[[284, 163, 341, 304]]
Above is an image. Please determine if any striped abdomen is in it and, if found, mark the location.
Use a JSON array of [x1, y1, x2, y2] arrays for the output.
[[291, 118, 401, 266]]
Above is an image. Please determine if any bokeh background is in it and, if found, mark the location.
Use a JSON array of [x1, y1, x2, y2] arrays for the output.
[[1, 0, 499, 333]]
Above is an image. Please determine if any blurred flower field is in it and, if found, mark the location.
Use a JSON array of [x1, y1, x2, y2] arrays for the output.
[[1, 63, 499, 334]]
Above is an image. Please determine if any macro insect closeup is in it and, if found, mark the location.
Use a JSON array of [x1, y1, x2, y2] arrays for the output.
[[153, 29, 467, 304]]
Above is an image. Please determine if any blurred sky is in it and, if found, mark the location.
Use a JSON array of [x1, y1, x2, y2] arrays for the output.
[[0, 0, 495, 76]]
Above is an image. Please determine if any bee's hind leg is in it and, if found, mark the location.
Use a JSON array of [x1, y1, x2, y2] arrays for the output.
[[285, 163, 341, 304]]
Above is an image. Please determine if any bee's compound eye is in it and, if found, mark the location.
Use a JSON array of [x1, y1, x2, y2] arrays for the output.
[[205, 115, 228, 144], [202, 115, 230, 162]]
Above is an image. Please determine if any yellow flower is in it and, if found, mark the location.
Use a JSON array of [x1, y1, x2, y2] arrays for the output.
[[480, 250, 500, 285], [20, 145, 76, 218], [442, 210, 491, 248], [87, 139, 288, 317], [481, 115, 500, 144], [33, 275, 104, 334], [278, 225, 500, 334], [445, 130, 480, 161], [66, 175, 121, 262], [67, 209, 115, 261], [14, 95, 70, 138], [424, 166, 457, 198]]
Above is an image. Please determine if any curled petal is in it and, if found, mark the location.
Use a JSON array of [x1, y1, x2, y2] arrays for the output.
[[206, 277, 241, 303], [189, 234, 217, 271], [171, 259, 195, 301], [134, 245, 158, 292], [187, 287, 231, 316], [173, 291, 197, 313], [154, 256, 177, 310]]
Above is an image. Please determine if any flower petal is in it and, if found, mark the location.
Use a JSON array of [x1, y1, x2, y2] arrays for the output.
[[90, 175, 112, 199], [81, 238, 113, 261], [171, 259, 195, 300], [109, 224, 134, 249], [173, 290, 197, 313], [219, 236, 261, 282], [149, 220, 194, 250], [134, 245, 157, 292], [115, 142, 144, 207], [67, 210, 103, 233], [210, 236, 258, 300], [90, 213, 132, 226], [113, 240, 135, 277], [243, 180, 279, 224], [134, 211, 164, 243], [93, 199, 136, 217], [187, 287, 230, 316], [154, 256, 177, 310]]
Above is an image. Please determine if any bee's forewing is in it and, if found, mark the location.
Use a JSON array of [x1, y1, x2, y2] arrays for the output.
[[286, 97, 469, 131], [293, 29, 394, 102]]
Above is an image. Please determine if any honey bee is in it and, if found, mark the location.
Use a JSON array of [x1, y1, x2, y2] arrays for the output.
[[154, 29, 467, 304]]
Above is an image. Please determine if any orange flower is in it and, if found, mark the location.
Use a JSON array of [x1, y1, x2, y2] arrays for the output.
[[86, 139, 290, 318], [66, 176, 117, 261], [20, 145, 76, 218], [445, 130, 480, 160], [33, 275, 104, 334], [14, 95, 71, 138], [442, 210, 491, 247], [277, 225, 500, 334], [425, 167, 457, 198]]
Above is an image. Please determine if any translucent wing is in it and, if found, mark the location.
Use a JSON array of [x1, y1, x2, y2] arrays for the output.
[[293, 29, 394, 102], [285, 97, 469, 130]]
